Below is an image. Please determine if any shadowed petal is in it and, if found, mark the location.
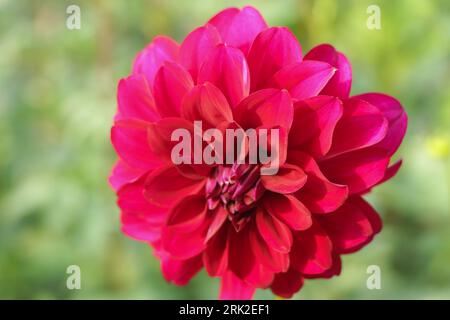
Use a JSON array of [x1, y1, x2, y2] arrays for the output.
[[290, 222, 333, 275], [318, 196, 382, 253], [271, 268, 304, 298]]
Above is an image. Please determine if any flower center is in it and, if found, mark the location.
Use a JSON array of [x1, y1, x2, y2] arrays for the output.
[[205, 163, 265, 231]]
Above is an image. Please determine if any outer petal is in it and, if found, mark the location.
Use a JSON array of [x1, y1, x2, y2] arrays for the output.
[[263, 193, 312, 231], [234, 89, 294, 131], [111, 119, 164, 170], [288, 151, 348, 213], [118, 176, 167, 242], [290, 222, 333, 275], [144, 165, 206, 208], [109, 160, 146, 192], [132, 36, 179, 87], [319, 147, 390, 194], [153, 61, 194, 117], [272, 61, 336, 100], [219, 271, 256, 300], [271, 268, 304, 298], [198, 44, 250, 107], [179, 24, 222, 80], [304, 44, 352, 99], [318, 196, 382, 253], [116, 74, 160, 122], [248, 27, 302, 91], [354, 93, 408, 156], [160, 254, 203, 286], [161, 195, 209, 259], [289, 96, 343, 158], [326, 98, 388, 158], [208, 6, 268, 55]]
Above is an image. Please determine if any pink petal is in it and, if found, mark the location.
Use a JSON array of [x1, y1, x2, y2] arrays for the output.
[[289, 96, 343, 158], [271, 268, 304, 298], [203, 225, 229, 276], [198, 44, 250, 107], [153, 61, 194, 117], [326, 98, 388, 158], [319, 147, 390, 194], [304, 253, 341, 279], [288, 150, 348, 213], [144, 165, 206, 208], [181, 82, 233, 128], [255, 207, 293, 253], [219, 271, 255, 300], [318, 196, 382, 253], [206, 205, 228, 242], [290, 222, 333, 275], [132, 36, 179, 87], [234, 89, 294, 131], [354, 93, 408, 156], [304, 44, 352, 99], [111, 119, 164, 170], [249, 222, 289, 272], [147, 117, 194, 162], [208, 6, 268, 55], [248, 27, 302, 91], [162, 196, 209, 259], [179, 24, 222, 80], [263, 193, 312, 231], [272, 61, 336, 100], [161, 254, 203, 285], [260, 163, 307, 194], [121, 212, 161, 242], [109, 160, 146, 192], [117, 176, 166, 223], [165, 194, 207, 233], [116, 74, 160, 122]]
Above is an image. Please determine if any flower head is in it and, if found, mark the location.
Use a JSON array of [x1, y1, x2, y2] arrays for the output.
[[110, 6, 407, 299]]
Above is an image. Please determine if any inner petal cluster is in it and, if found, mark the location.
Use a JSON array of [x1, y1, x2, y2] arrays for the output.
[[206, 163, 264, 231]]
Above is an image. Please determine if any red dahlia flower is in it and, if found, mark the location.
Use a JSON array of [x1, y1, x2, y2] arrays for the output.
[[110, 6, 407, 299]]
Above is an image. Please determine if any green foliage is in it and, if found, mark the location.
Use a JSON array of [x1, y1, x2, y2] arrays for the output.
[[0, 0, 449, 299]]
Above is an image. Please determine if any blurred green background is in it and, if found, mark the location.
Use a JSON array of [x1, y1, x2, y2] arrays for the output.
[[0, 0, 449, 299]]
